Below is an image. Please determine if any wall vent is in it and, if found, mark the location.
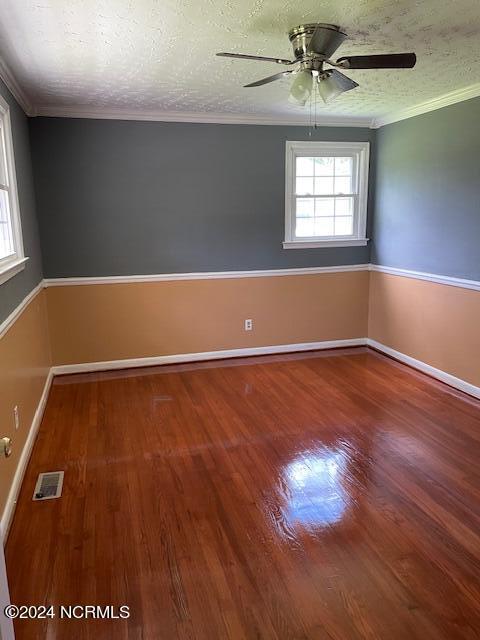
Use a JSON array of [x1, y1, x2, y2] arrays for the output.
[[33, 471, 64, 501]]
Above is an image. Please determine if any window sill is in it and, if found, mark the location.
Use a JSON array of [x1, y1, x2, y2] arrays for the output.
[[283, 239, 369, 249], [0, 256, 29, 285]]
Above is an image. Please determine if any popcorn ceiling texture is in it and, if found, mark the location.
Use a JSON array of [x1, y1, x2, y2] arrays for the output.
[[0, 0, 479, 119]]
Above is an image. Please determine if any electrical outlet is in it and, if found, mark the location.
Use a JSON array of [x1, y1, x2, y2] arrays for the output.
[[245, 319, 253, 331], [13, 405, 19, 430]]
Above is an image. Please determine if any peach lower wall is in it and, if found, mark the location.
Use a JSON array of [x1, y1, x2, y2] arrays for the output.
[[46, 271, 370, 365], [368, 271, 480, 388], [0, 289, 51, 521]]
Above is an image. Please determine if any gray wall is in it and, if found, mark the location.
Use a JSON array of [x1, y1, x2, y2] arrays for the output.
[[0, 80, 43, 323], [30, 118, 375, 278], [371, 97, 480, 280]]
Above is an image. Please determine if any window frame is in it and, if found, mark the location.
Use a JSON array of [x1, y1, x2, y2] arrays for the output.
[[0, 94, 26, 285], [283, 140, 370, 249]]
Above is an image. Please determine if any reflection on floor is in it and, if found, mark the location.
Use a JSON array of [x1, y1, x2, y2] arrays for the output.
[[6, 347, 480, 639], [284, 450, 348, 528]]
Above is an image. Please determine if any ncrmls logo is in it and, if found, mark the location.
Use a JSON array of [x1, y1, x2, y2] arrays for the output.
[[59, 605, 130, 619]]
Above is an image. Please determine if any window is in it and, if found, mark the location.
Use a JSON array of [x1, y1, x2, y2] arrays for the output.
[[0, 95, 26, 285], [284, 141, 369, 249]]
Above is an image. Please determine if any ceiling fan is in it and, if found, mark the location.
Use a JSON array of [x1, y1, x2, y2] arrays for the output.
[[217, 23, 416, 105]]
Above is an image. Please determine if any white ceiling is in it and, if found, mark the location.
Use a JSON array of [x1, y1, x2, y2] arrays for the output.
[[0, 0, 479, 124]]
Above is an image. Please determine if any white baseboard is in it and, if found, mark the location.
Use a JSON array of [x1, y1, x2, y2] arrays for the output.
[[367, 339, 480, 400], [1, 370, 54, 544], [51, 338, 368, 375], [51, 338, 480, 402]]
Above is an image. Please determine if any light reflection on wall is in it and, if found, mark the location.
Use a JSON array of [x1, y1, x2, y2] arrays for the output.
[[283, 449, 347, 529]]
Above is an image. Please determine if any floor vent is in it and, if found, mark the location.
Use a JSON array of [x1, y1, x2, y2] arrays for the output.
[[33, 471, 64, 501]]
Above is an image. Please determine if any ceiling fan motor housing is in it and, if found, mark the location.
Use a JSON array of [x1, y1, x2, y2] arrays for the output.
[[288, 23, 347, 62]]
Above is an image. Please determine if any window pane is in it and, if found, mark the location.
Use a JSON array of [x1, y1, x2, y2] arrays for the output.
[[0, 189, 13, 259], [296, 198, 314, 218], [296, 157, 314, 176], [314, 177, 334, 195], [334, 157, 352, 176], [296, 177, 314, 195], [334, 197, 353, 216], [334, 176, 352, 194], [314, 217, 334, 236], [315, 198, 335, 216], [314, 157, 334, 176], [296, 218, 315, 237], [334, 217, 353, 236]]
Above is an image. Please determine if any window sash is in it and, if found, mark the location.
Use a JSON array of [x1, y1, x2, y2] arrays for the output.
[[293, 194, 356, 239]]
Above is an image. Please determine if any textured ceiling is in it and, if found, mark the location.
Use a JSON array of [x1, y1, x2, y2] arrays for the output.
[[0, 0, 479, 121]]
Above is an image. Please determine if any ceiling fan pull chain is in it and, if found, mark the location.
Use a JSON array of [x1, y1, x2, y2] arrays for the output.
[[308, 80, 313, 136]]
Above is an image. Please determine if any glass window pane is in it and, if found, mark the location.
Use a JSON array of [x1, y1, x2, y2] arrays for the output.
[[314, 156, 334, 176], [334, 176, 352, 194], [314, 217, 334, 237], [296, 177, 314, 195], [0, 189, 13, 259], [334, 217, 353, 236], [315, 198, 335, 216], [335, 157, 352, 176], [296, 218, 315, 237], [314, 177, 334, 195], [296, 157, 314, 176], [334, 197, 353, 216], [296, 198, 314, 218]]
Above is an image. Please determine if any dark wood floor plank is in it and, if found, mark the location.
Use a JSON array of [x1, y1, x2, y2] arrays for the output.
[[5, 347, 480, 639]]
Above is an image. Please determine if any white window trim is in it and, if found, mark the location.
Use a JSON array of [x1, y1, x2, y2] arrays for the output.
[[283, 140, 370, 249], [0, 94, 27, 285]]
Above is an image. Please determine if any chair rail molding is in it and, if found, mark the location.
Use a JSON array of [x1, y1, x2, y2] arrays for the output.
[[370, 264, 480, 292]]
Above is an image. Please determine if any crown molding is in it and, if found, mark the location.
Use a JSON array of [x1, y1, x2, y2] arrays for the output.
[[33, 104, 375, 128], [372, 82, 480, 128], [31, 82, 480, 128], [32, 81, 480, 129], [0, 55, 35, 116]]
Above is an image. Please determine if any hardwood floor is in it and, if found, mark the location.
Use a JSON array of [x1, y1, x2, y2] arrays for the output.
[[5, 347, 480, 639]]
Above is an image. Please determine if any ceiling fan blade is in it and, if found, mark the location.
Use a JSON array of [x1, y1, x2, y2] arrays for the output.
[[307, 24, 347, 57], [216, 52, 293, 65], [244, 70, 294, 88], [336, 53, 416, 69]]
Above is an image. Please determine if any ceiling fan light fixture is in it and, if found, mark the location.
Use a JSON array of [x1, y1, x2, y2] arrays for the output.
[[288, 70, 313, 106], [317, 72, 343, 103], [317, 70, 358, 103]]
